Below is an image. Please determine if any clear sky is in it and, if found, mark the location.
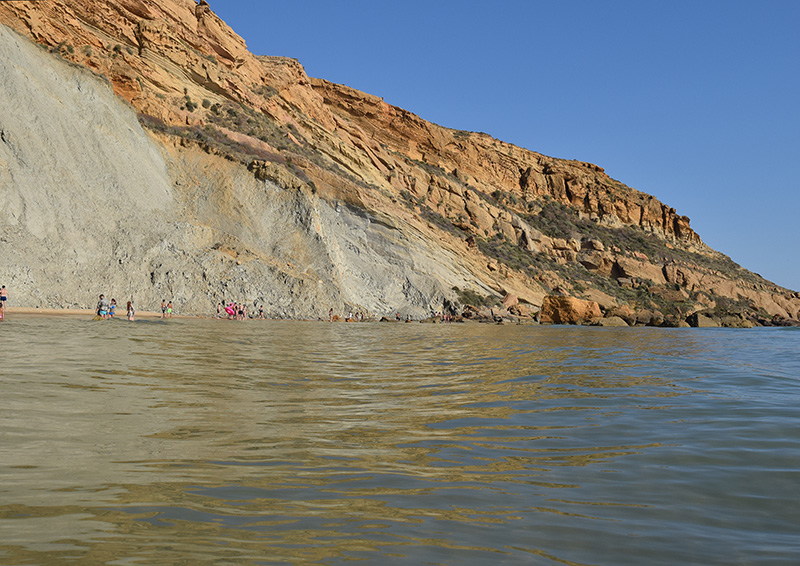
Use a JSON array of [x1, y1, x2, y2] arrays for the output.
[[211, 1, 800, 291]]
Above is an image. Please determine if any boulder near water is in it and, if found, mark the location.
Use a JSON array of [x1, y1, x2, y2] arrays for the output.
[[539, 295, 602, 325]]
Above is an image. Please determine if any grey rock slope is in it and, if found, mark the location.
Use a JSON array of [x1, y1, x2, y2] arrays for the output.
[[0, 24, 478, 318]]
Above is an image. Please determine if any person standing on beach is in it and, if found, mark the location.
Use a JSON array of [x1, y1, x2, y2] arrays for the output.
[[161, 299, 166, 318], [127, 301, 135, 321], [167, 301, 173, 318], [0, 285, 7, 317], [216, 303, 221, 318]]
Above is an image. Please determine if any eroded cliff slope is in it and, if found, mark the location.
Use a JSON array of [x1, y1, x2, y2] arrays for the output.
[[0, 23, 485, 318], [1, 0, 798, 324]]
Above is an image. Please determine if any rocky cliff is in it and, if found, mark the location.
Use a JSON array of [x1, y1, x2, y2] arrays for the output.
[[1, 0, 798, 324]]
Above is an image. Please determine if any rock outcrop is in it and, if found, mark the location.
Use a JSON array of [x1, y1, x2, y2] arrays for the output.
[[1, 0, 798, 324], [540, 296, 602, 325]]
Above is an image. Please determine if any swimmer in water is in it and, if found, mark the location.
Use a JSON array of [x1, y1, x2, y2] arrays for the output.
[[97, 294, 110, 319]]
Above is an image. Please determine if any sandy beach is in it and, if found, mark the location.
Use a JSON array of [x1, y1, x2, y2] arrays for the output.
[[2, 307, 178, 319]]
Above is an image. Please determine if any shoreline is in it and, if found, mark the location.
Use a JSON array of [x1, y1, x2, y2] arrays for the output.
[[4, 307, 789, 328], [0, 307, 470, 324], [2, 307, 180, 319]]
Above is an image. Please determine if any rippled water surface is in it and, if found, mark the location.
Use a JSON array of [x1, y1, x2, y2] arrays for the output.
[[1, 317, 799, 565]]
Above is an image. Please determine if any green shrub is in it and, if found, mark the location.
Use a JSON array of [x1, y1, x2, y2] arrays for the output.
[[183, 96, 198, 112]]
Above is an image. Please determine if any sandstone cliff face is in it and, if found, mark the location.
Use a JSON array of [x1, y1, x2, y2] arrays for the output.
[[311, 79, 700, 245], [1, 0, 798, 323]]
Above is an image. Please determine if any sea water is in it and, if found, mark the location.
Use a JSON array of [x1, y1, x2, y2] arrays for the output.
[[0, 317, 798, 565]]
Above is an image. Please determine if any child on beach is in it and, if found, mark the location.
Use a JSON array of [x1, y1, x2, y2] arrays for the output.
[[109, 299, 116, 318]]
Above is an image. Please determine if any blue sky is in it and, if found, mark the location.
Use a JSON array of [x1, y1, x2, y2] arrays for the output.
[[211, 1, 800, 291]]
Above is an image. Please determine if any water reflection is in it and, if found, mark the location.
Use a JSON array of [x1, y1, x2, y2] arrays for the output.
[[1, 320, 798, 564]]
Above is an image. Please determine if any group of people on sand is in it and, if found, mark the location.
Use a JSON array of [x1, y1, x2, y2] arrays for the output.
[[96, 294, 136, 321], [217, 301, 265, 320]]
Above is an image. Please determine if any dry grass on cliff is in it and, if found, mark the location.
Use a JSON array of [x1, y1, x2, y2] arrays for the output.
[[140, 101, 389, 202], [206, 102, 295, 153], [526, 200, 760, 285], [476, 231, 694, 317], [138, 112, 285, 165], [451, 287, 500, 309]]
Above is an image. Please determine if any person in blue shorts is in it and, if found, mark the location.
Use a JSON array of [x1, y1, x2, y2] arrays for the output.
[[96, 294, 111, 319]]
